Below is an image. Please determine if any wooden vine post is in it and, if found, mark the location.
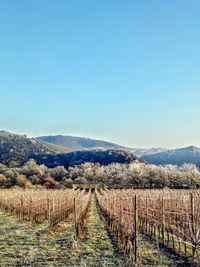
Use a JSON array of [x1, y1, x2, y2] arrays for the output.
[[145, 196, 148, 233], [162, 196, 165, 245], [20, 195, 23, 221], [190, 193, 196, 258], [190, 193, 195, 236], [119, 196, 122, 240], [47, 197, 51, 226], [30, 197, 33, 222], [134, 194, 138, 265], [74, 196, 78, 239]]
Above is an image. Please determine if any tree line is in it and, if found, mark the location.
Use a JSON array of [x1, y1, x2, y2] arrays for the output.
[[0, 159, 200, 189]]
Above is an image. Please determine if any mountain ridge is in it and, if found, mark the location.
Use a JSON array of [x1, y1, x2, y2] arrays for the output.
[[37, 134, 200, 168], [1, 130, 200, 168], [37, 135, 127, 151], [142, 146, 200, 167], [0, 130, 142, 167]]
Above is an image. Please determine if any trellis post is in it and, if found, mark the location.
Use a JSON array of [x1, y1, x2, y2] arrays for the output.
[[134, 194, 138, 265], [74, 197, 78, 238], [162, 196, 165, 245]]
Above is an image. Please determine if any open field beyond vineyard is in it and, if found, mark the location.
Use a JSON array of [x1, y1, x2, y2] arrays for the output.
[[0, 188, 199, 266]]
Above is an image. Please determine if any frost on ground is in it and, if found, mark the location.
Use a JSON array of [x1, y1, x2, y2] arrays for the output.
[[0, 196, 194, 267]]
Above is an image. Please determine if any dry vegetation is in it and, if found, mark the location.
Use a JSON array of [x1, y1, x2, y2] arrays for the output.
[[96, 189, 200, 265], [0, 188, 91, 237], [1, 159, 200, 190], [0, 188, 199, 266]]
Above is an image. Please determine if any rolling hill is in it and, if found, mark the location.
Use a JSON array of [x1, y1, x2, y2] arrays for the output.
[[40, 140, 71, 153], [0, 131, 141, 168], [1, 130, 200, 168], [0, 130, 56, 166], [141, 146, 200, 168], [131, 147, 168, 157], [37, 135, 200, 168], [37, 135, 127, 151]]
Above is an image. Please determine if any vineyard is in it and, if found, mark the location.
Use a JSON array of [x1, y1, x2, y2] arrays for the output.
[[0, 188, 199, 266], [96, 189, 200, 265], [0, 189, 91, 237]]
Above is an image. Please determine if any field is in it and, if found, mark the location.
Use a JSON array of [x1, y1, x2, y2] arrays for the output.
[[0, 188, 199, 266]]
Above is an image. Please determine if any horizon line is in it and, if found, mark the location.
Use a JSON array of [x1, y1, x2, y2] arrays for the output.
[[1, 128, 199, 150]]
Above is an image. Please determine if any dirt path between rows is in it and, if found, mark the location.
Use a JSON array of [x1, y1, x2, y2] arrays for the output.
[[79, 194, 126, 267]]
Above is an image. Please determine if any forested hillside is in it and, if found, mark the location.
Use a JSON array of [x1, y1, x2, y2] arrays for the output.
[[142, 146, 200, 168], [34, 149, 140, 168], [0, 131, 55, 167]]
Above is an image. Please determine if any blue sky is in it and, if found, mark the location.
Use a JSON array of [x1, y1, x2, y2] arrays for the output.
[[0, 0, 200, 148]]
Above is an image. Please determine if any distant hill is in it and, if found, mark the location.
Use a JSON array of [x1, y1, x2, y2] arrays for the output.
[[131, 148, 168, 157], [40, 140, 71, 153], [0, 131, 141, 168], [142, 146, 200, 167], [34, 149, 143, 168], [37, 135, 127, 151], [2, 130, 200, 168], [0, 130, 55, 166]]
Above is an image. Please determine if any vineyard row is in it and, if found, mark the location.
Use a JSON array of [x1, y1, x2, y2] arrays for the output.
[[0, 189, 91, 238], [96, 189, 200, 264]]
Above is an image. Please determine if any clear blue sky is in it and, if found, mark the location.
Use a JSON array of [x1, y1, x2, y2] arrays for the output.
[[0, 0, 200, 148]]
